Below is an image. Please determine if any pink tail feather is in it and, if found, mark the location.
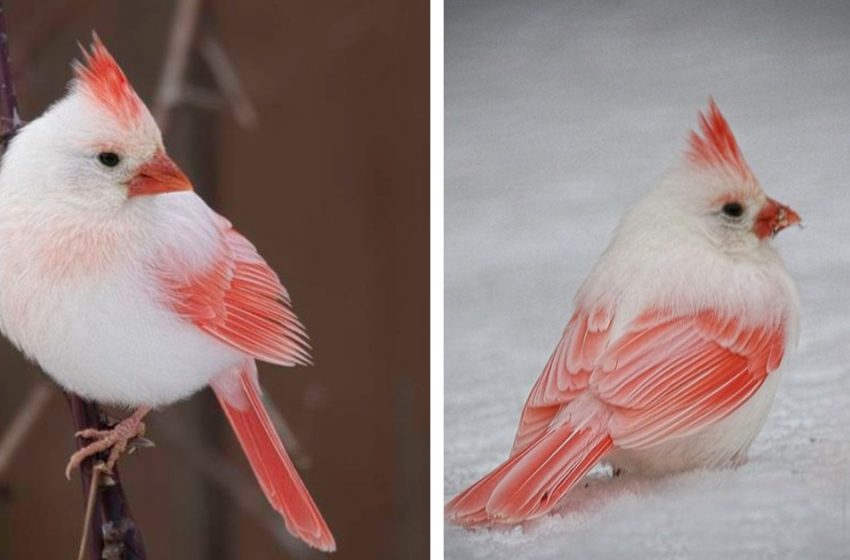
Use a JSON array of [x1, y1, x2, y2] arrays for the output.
[[446, 421, 613, 526], [214, 369, 336, 552]]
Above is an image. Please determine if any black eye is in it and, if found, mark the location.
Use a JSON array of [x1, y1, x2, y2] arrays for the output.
[[721, 202, 744, 218], [97, 152, 121, 167]]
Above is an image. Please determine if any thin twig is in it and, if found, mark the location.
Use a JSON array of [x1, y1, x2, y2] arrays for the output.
[[0, 381, 52, 477], [76, 463, 104, 560], [152, 0, 204, 128]]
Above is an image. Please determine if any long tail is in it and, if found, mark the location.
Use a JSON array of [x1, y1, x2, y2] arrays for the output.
[[445, 415, 613, 526], [213, 366, 336, 552]]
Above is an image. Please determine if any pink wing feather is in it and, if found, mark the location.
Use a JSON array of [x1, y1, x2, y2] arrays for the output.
[[162, 217, 311, 367], [596, 310, 785, 448]]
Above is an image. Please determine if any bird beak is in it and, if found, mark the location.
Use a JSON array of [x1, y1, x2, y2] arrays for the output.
[[128, 152, 193, 197], [754, 197, 802, 239]]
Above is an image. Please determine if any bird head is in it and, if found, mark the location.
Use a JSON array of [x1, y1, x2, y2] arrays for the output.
[[0, 35, 191, 213], [656, 100, 800, 253]]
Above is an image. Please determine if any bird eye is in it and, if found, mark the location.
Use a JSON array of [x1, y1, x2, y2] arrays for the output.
[[97, 152, 121, 168], [721, 202, 744, 218]]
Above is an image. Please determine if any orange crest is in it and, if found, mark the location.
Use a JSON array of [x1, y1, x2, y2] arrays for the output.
[[73, 34, 144, 126], [686, 99, 752, 181]]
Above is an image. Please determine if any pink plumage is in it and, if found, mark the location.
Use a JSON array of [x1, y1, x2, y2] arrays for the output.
[[446, 101, 801, 527]]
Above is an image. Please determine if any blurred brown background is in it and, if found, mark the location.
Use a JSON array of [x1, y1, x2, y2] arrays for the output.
[[0, 1, 428, 559]]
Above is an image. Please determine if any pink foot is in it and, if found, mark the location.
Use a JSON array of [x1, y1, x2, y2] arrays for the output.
[[65, 407, 152, 479]]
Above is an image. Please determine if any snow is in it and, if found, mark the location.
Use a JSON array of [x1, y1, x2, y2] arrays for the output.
[[444, 1, 850, 558]]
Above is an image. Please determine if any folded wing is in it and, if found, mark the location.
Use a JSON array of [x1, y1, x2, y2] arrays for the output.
[[159, 215, 311, 367], [594, 310, 786, 448], [450, 306, 787, 526]]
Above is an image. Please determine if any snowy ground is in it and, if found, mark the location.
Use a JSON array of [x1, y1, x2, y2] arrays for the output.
[[444, 1, 850, 558]]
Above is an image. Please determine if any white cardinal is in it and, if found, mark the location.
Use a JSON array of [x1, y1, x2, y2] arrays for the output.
[[0, 38, 335, 551], [446, 100, 801, 526]]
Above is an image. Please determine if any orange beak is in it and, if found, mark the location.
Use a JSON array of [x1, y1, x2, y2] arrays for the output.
[[754, 197, 802, 240], [128, 152, 193, 197]]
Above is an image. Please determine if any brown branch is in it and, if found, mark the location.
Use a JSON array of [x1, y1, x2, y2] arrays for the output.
[[66, 397, 146, 560]]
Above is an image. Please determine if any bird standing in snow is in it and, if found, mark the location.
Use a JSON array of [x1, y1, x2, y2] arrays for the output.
[[0, 38, 335, 551], [446, 101, 801, 527]]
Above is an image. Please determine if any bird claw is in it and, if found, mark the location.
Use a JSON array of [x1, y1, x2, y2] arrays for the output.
[[65, 417, 149, 480]]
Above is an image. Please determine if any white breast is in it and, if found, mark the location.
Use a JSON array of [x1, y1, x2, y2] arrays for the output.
[[0, 193, 246, 407]]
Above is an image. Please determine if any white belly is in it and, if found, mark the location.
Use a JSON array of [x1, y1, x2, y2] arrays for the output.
[[606, 372, 782, 475], [0, 263, 245, 407]]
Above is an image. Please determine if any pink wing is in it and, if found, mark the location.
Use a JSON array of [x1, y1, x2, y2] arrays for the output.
[[595, 310, 786, 448], [513, 307, 786, 454], [160, 218, 311, 367], [450, 307, 787, 526]]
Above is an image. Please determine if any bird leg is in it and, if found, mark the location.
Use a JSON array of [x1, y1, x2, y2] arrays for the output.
[[65, 406, 152, 479]]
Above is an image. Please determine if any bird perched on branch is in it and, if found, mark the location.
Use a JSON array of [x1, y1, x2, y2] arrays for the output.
[[446, 100, 801, 527], [0, 36, 335, 552]]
